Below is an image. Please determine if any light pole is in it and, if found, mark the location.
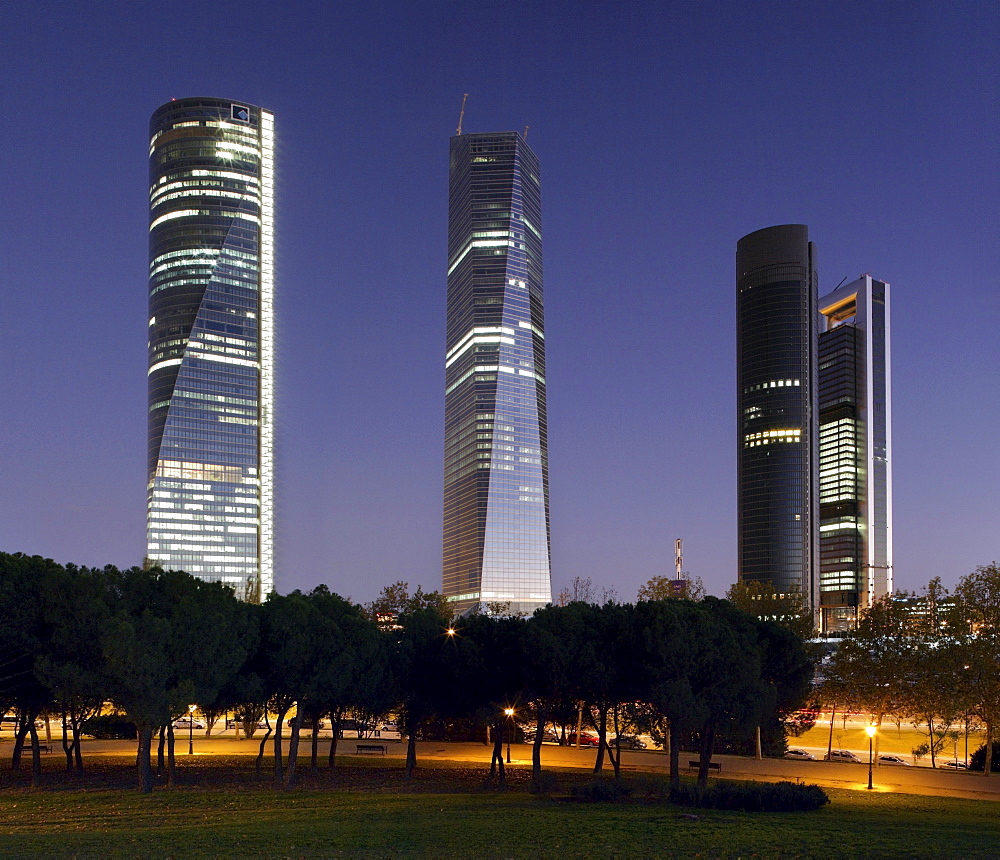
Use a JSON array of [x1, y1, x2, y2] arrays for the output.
[[188, 704, 196, 755], [504, 708, 514, 763], [865, 723, 877, 790]]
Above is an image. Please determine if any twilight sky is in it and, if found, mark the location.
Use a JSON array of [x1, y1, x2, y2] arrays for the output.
[[1, 1, 996, 605]]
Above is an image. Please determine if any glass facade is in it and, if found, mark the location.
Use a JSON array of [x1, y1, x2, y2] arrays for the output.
[[818, 276, 892, 633], [146, 98, 275, 601], [736, 225, 819, 608], [443, 132, 551, 617]]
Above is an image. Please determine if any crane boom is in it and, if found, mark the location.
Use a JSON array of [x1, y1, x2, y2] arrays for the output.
[[456, 93, 468, 135]]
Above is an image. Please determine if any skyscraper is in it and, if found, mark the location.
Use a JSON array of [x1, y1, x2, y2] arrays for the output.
[[817, 275, 892, 632], [146, 98, 275, 601], [443, 131, 551, 617], [736, 224, 819, 610]]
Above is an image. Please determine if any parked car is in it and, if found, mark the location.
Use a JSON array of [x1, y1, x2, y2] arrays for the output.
[[611, 735, 647, 750], [172, 717, 205, 730], [878, 754, 911, 767], [566, 732, 600, 747], [941, 760, 968, 770], [784, 748, 817, 761], [523, 728, 559, 744], [824, 749, 861, 762]]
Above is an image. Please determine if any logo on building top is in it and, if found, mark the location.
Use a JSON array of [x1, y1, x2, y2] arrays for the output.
[[231, 104, 250, 122]]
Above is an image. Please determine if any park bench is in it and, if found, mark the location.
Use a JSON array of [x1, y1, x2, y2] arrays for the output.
[[356, 743, 387, 755], [687, 760, 721, 773]]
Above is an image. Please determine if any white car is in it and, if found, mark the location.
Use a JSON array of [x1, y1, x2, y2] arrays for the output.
[[878, 754, 911, 766], [784, 748, 817, 761], [172, 717, 205, 730], [941, 760, 968, 770], [824, 749, 861, 763]]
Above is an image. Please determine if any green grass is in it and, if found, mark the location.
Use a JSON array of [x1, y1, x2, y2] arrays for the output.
[[2, 758, 1000, 857]]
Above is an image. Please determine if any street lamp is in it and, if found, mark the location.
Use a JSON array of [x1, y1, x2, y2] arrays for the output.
[[504, 707, 514, 763], [188, 704, 196, 756], [865, 723, 877, 790]]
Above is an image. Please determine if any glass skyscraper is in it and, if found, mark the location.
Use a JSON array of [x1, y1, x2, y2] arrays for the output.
[[817, 276, 892, 633], [146, 98, 275, 601], [443, 131, 552, 617], [736, 224, 819, 609]]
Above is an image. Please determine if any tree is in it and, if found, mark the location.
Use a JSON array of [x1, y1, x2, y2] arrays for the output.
[[821, 595, 911, 762], [102, 566, 251, 792], [0, 553, 58, 783], [638, 575, 706, 602], [367, 581, 451, 627], [522, 602, 589, 790], [393, 604, 457, 779], [726, 580, 813, 641], [948, 563, 1000, 777], [36, 563, 113, 772]]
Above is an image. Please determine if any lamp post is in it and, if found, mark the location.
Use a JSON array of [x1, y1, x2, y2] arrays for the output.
[[188, 704, 196, 756], [504, 708, 514, 763], [865, 723, 877, 790]]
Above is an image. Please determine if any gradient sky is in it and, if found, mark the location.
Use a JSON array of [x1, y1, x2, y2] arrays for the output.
[[2, 1, 996, 605]]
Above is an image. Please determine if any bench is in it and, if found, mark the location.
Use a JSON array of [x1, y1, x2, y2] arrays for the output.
[[687, 760, 721, 772], [356, 743, 387, 755]]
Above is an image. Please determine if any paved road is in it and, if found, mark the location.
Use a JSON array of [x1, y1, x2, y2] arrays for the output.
[[7, 735, 999, 802]]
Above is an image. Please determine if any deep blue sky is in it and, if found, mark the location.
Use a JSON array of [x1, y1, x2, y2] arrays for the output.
[[2, 1, 996, 604]]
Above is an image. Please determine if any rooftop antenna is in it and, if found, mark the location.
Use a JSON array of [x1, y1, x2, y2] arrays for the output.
[[456, 93, 468, 135], [675, 539, 685, 581], [523, 125, 530, 141]]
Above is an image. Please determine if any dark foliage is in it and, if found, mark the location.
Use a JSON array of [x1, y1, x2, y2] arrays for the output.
[[670, 779, 829, 812], [969, 742, 1000, 772], [81, 714, 137, 739], [569, 777, 633, 803]]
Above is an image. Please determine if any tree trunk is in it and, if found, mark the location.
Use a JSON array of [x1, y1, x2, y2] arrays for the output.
[[755, 725, 762, 760], [927, 717, 936, 769], [12, 720, 27, 770], [166, 724, 177, 787], [284, 714, 302, 789], [985, 719, 993, 778], [592, 707, 607, 774], [697, 724, 715, 788], [531, 709, 547, 792], [404, 720, 417, 781], [254, 726, 272, 776], [607, 707, 621, 779], [310, 715, 320, 773], [156, 726, 166, 776], [328, 716, 340, 769], [62, 708, 73, 772], [27, 723, 42, 787], [136, 725, 154, 793], [668, 721, 681, 791], [273, 705, 290, 784], [490, 720, 506, 786]]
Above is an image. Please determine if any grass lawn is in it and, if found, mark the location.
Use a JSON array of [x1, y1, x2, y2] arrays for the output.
[[2, 757, 999, 857]]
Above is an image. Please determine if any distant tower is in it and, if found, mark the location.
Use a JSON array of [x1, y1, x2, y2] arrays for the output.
[[817, 276, 892, 632], [443, 131, 551, 616], [146, 98, 276, 601], [736, 225, 819, 612]]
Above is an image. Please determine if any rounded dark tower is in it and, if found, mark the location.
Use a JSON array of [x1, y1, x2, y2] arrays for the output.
[[736, 224, 818, 607]]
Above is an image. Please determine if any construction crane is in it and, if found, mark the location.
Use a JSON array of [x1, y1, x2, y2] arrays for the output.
[[523, 125, 530, 141], [456, 93, 468, 135]]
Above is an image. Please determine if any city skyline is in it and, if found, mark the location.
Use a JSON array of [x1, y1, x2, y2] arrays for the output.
[[1, 2, 996, 605], [145, 98, 275, 600], [443, 131, 552, 616]]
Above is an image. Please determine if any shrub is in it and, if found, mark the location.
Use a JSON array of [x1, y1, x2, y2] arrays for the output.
[[82, 714, 137, 740], [670, 779, 829, 812], [969, 742, 1000, 772], [532, 770, 559, 794], [570, 778, 632, 803]]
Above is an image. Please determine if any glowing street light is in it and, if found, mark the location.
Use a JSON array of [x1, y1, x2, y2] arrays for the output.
[[865, 723, 877, 790], [188, 704, 196, 756], [504, 707, 515, 763]]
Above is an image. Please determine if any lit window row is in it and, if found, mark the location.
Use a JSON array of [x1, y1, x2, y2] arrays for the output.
[[743, 428, 802, 447]]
